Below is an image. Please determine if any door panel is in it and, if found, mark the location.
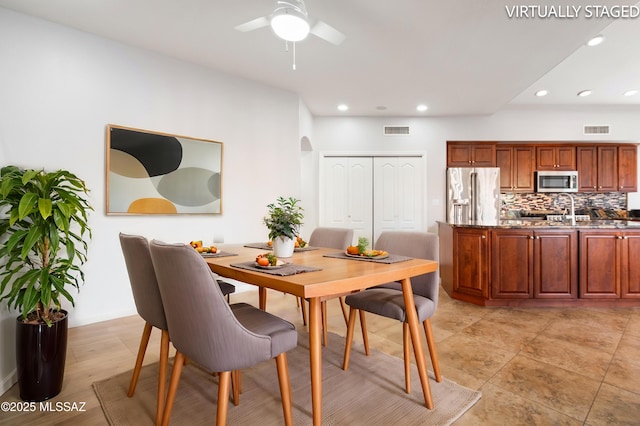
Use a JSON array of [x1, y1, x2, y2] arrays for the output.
[[321, 156, 424, 248], [373, 157, 424, 242], [320, 157, 373, 244]]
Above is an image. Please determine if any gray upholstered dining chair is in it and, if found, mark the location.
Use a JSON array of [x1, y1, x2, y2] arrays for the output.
[[148, 240, 297, 426], [342, 231, 442, 393], [119, 233, 169, 426], [299, 227, 354, 345]]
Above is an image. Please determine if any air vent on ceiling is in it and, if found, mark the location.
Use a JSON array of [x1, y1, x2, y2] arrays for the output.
[[383, 125, 410, 136], [583, 125, 610, 135]]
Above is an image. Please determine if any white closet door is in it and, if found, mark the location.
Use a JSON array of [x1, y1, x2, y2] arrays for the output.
[[320, 157, 373, 245], [373, 157, 424, 243]]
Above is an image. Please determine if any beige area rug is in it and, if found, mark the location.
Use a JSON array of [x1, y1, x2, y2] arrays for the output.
[[93, 332, 480, 425]]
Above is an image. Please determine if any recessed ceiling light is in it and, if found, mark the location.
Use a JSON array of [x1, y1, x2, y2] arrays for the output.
[[535, 90, 548, 97], [587, 35, 605, 47], [337, 104, 349, 112], [577, 90, 592, 97], [624, 90, 638, 97], [416, 104, 428, 112]]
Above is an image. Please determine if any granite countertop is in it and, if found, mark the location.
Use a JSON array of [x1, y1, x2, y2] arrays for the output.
[[443, 219, 640, 229]]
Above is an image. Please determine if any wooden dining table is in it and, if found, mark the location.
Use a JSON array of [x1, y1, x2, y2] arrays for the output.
[[204, 244, 439, 426]]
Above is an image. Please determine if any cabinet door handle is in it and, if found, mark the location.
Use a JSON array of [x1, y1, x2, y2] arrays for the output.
[[481, 235, 486, 239], [617, 236, 624, 239]]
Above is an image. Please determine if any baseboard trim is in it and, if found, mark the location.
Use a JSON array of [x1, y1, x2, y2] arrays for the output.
[[1, 368, 17, 396]]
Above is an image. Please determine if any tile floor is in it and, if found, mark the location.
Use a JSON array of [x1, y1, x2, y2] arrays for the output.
[[1, 286, 639, 425]]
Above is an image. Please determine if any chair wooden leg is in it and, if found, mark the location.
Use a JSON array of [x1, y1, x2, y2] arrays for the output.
[[160, 351, 185, 426], [231, 370, 240, 406], [403, 322, 411, 394], [342, 307, 358, 370], [216, 371, 231, 426], [128, 322, 153, 397], [300, 297, 307, 326], [359, 310, 370, 356], [156, 330, 170, 426], [275, 353, 293, 426], [322, 301, 328, 346], [423, 319, 442, 382], [338, 297, 349, 326]]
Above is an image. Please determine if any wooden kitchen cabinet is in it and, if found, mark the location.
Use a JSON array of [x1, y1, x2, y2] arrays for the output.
[[580, 230, 640, 299], [491, 229, 577, 299], [452, 227, 490, 301], [576, 146, 598, 191], [536, 146, 576, 170], [576, 145, 619, 192], [618, 145, 638, 192], [447, 142, 496, 167], [491, 229, 532, 298], [496, 145, 535, 192], [533, 230, 578, 299]]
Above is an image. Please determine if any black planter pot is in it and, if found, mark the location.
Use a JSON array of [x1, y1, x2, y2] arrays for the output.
[[15, 310, 68, 402]]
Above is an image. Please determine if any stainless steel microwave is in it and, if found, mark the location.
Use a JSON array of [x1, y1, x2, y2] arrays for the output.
[[535, 170, 578, 192]]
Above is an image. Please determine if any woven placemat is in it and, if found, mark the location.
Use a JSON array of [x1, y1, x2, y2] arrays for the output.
[[244, 243, 318, 252], [230, 261, 321, 276], [323, 251, 412, 264], [199, 251, 238, 258]]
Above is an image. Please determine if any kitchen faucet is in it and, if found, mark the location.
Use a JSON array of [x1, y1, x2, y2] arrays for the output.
[[558, 193, 576, 225]]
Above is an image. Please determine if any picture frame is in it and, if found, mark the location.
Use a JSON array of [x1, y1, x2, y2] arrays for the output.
[[106, 124, 223, 215]]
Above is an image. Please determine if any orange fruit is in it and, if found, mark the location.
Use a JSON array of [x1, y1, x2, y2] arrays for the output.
[[347, 246, 360, 255], [257, 257, 270, 266]]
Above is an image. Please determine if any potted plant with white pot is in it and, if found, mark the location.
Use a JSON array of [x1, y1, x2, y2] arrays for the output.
[[263, 196, 303, 258], [0, 165, 92, 401]]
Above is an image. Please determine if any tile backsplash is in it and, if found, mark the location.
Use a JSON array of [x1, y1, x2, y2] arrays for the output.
[[501, 192, 627, 215]]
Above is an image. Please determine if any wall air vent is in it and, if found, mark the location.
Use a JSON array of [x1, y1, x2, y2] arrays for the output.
[[583, 125, 610, 135], [383, 125, 410, 136]]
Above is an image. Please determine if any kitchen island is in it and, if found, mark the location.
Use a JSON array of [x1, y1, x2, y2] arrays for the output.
[[438, 219, 640, 307]]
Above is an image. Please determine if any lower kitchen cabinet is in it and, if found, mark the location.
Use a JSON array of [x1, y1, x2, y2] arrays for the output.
[[440, 223, 640, 306], [452, 227, 489, 300], [491, 229, 577, 299], [580, 230, 640, 299]]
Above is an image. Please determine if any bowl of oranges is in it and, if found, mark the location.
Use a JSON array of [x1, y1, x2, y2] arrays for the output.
[[189, 240, 218, 256]]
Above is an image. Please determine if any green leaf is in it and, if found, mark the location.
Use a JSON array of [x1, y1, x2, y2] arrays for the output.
[[18, 193, 38, 220], [38, 198, 53, 220]]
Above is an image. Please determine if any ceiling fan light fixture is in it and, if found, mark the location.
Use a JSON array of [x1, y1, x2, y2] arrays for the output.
[[271, 7, 310, 42]]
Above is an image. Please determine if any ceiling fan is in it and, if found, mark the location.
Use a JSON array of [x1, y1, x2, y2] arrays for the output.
[[234, 0, 345, 46]]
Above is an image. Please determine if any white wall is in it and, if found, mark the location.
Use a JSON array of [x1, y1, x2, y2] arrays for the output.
[[311, 109, 640, 231], [0, 7, 303, 392]]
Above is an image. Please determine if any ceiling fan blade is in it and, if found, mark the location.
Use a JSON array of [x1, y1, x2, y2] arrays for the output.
[[310, 20, 345, 45], [234, 16, 270, 32]]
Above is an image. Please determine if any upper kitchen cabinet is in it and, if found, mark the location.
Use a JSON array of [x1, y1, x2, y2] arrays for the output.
[[447, 142, 496, 167], [536, 146, 576, 170], [576, 144, 637, 192], [496, 145, 535, 192], [618, 145, 638, 192]]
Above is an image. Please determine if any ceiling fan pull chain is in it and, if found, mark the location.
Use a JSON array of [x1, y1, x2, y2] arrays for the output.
[[293, 42, 297, 70]]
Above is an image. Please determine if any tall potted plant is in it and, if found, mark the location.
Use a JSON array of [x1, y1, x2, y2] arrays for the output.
[[0, 165, 92, 401], [263, 196, 303, 258]]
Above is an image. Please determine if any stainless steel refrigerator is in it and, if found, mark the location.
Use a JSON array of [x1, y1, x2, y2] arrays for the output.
[[447, 167, 500, 225]]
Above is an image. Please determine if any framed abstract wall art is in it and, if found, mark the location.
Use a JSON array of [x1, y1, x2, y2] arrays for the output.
[[106, 124, 223, 215]]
